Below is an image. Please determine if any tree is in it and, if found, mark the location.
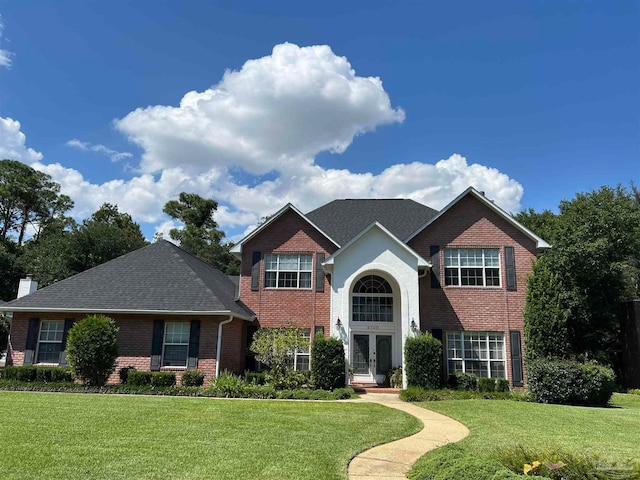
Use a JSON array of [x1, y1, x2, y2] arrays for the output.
[[404, 332, 443, 389], [249, 326, 309, 383], [163, 193, 240, 275], [66, 315, 119, 386], [310, 336, 346, 390]]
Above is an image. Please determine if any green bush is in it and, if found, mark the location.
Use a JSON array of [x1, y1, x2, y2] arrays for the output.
[[400, 387, 526, 402], [405, 333, 443, 389], [265, 369, 309, 390], [119, 366, 136, 384], [527, 359, 616, 406], [2, 366, 73, 383], [209, 371, 245, 397], [150, 372, 176, 387], [496, 378, 510, 392], [629, 389, 640, 396], [181, 370, 205, 387], [447, 372, 478, 391], [479, 377, 498, 393], [244, 371, 266, 385], [66, 315, 119, 386], [127, 371, 153, 386], [310, 336, 346, 390], [384, 366, 403, 388]]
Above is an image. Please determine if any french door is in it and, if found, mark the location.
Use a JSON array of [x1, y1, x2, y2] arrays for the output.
[[351, 333, 393, 384]]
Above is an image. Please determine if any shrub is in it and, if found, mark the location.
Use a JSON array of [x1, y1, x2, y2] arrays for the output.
[[2, 366, 73, 383], [244, 371, 266, 385], [181, 369, 205, 387], [66, 315, 119, 386], [447, 372, 478, 391], [405, 333, 443, 389], [150, 372, 176, 387], [629, 389, 640, 396], [119, 366, 136, 384], [127, 371, 153, 386], [250, 326, 309, 383], [266, 369, 308, 390], [209, 371, 245, 397], [527, 359, 616, 406], [310, 336, 346, 390], [496, 378, 510, 392], [400, 387, 526, 402], [479, 377, 497, 393], [384, 366, 403, 388]]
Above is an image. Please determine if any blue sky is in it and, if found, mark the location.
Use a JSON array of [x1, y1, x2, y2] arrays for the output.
[[0, 1, 638, 241]]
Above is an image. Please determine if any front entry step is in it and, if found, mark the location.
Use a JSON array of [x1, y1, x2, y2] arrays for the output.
[[351, 383, 401, 394]]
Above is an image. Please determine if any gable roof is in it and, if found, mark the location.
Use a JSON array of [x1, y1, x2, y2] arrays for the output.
[[405, 187, 552, 249], [230, 203, 340, 257], [0, 241, 255, 319], [306, 199, 438, 246]]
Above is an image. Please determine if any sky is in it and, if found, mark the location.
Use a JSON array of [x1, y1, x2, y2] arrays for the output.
[[0, 1, 638, 241]]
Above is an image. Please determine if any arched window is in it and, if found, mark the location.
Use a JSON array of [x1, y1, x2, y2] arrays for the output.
[[352, 275, 394, 322]]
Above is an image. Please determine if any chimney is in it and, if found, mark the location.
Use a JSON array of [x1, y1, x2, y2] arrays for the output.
[[17, 275, 38, 299]]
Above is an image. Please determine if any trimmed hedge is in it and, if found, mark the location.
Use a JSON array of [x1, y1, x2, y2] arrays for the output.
[[127, 371, 176, 387], [1, 366, 74, 383], [66, 315, 119, 386], [181, 370, 205, 387], [127, 371, 153, 386], [447, 372, 478, 391], [400, 387, 526, 402], [527, 359, 616, 406], [311, 336, 346, 390], [405, 333, 443, 389], [119, 366, 136, 384]]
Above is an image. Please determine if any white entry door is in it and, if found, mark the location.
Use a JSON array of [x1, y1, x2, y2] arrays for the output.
[[351, 333, 393, 384]]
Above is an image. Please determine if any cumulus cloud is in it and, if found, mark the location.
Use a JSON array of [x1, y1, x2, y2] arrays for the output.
[[0, 18, 13, 68], [66, 139, 133, 162], [115, 43, 405, 175], [0, 117, 43, 163]]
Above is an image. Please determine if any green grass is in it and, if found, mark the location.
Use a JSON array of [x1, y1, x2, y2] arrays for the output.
[[416, 393, 640, 462], [0, 391, 421, 480]]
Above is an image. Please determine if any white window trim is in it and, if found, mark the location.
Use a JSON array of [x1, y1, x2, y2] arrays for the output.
[[264, 253, 313, 290], [161, 322, 190, 368], [351, 276, 394, 323], [35, 320, 64, 365], [292, 329, 311, 371], [446, 331, 507, 379], [444, 248, 501, 288]]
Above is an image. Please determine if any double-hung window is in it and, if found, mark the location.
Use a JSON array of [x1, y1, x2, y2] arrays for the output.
[[162, 322, 190, 367], [444, 248, 500, 287], [446, 331, 506, 378], [293, 328, 311, 371], [36, 320, 64, 364], [264, 254, 312, 289]]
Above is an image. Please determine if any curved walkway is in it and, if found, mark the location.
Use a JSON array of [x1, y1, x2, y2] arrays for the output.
[[348, 393, 469, 479]]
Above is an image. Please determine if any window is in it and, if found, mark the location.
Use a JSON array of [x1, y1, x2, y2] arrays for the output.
[[352, 275, 394, 322], [292, 328, 311, 371], [444, 248, 500, 287], [264, 254, 313, 289], [36, 320, 64, 363], [162, 322, 190, 367], [446, 331, 506, 378]]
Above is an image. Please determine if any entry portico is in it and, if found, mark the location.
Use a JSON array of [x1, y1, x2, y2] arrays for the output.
[[323, 222, 430, 387]]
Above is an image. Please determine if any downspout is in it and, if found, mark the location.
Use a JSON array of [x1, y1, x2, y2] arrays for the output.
[[215, 315, 234, 378]]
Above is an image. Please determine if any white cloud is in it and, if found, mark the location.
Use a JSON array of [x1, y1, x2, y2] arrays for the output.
[[66, 139, 132, 162], [0, 117, 43, 163], [0, 18, 13, 68], [115, 43, 405, 175]]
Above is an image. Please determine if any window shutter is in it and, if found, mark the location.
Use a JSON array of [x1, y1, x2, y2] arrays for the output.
[[509, 330, 524, 387], [251, 251, 261, 291], [430, 246, 441, 289], [150, 319, 164, 371], [315, 253, 325, 292], [505, 246, 516, 291], [431, 328, 443, 343], [187, 320, 201, 370], [58, 318, 75, 367], [24, 318, 39, 366]]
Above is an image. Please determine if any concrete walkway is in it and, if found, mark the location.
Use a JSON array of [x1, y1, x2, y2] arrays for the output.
[[348, 393, 469, 480]]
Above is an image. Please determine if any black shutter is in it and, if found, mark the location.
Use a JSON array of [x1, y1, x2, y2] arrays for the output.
[[505, 246, 516, 291], [431, 328, 443, 343], [510, 330, 524, 387], [315, 253, 325, 292], [24, 318, 39, 366], [251, 251, 261, 291], [150, 320, 164, 371], [58, 318, 75, 367], [430, 246, 441, 289], [187, 320, 201, 370]]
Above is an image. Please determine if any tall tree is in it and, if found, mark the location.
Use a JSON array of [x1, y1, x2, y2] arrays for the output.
[[163, 193, 240, 275]]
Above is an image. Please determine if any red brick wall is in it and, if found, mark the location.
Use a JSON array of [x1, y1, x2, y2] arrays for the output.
[[8, 312, 247, 385], [408, 195, 539, 386], [239, 209, 337, 337]]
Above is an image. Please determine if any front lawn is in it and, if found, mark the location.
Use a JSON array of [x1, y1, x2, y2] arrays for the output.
[[0, 391, 421, 479]]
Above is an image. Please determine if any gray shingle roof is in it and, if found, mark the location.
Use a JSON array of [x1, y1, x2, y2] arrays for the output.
[[2, 241, 254, 318], [306, 199, 438, 245]]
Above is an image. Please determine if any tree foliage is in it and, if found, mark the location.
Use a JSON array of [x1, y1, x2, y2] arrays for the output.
[[518, 184, 640, 365], [163, 192, 239, 275], [249, 327, 309, 377], [66, 315, 119, 386], [404, 332, 443, 389], [310, 336, 346, 390]]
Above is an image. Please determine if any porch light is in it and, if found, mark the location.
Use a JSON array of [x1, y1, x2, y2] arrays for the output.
[[335, 318, 342, 329], [410, 319, 418, 332]]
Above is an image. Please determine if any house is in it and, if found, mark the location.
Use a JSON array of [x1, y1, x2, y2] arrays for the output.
[[1, 187, 549, 387]]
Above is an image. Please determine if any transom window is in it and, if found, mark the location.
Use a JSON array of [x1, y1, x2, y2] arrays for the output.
[[447, 331, 506, 378], [352, 275, 394, 323], [264, 254, 312, 289], [444, 248, 500, 287], [36, 320, 64, 364], [162, 322, 190, 367]]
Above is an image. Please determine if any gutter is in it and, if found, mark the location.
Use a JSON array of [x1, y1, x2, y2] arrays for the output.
[[215, 315, 234, 378]]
